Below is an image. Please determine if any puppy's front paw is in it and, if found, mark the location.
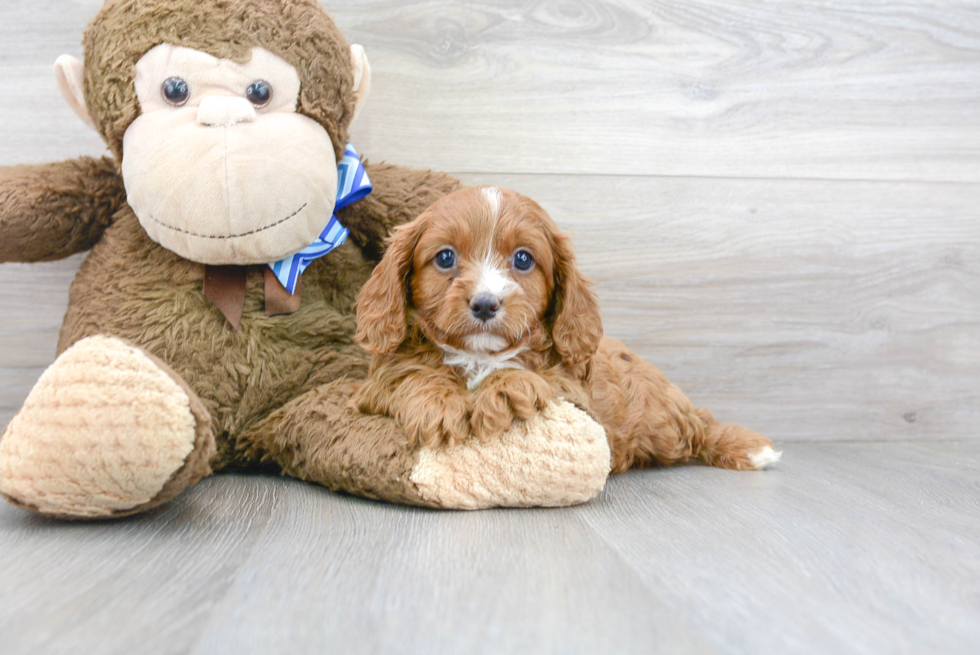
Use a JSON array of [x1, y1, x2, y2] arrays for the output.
[[471, 370, 555, 441], [400, 390, 472, 449]]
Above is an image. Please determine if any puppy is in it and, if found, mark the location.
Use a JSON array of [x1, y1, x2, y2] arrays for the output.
[[355, 186, 780, 472]]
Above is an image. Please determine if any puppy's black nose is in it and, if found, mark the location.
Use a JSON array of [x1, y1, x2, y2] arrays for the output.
[[469, 295, 500, 322]]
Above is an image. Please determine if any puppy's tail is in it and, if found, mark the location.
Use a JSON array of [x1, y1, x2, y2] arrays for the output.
[[692, 408, 781, 471]]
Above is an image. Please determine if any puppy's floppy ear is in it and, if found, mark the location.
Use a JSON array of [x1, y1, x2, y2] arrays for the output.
[[355, 219, 424, 354], [549, 229, 603, 365]]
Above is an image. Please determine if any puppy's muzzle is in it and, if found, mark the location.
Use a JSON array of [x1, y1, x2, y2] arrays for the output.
[[469, 294, 500, 322]]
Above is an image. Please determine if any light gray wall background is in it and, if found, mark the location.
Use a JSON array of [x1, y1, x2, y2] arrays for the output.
[[2, 0, 977, 442]]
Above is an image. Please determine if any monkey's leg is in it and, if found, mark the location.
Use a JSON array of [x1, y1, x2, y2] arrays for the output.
[[593, 338, 780, 472], [0, 336, 215, 518], [240, 381, 611, 509]]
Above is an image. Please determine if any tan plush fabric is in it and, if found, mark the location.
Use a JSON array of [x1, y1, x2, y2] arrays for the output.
[[410, 401, 611, 509], [122, 45, 339, 264], [54, 55, 96, 130], [0, 336, 200, 517]]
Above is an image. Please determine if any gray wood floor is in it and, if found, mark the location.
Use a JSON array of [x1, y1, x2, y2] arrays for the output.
[[1, 442, 978, 655], [1, 1, 978, 654]]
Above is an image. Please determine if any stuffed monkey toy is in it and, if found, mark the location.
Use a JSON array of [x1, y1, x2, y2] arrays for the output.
[[0, 0, 612, 518]]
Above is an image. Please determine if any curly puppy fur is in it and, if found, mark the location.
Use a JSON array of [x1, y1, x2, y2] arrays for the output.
[[355, 186, 779, 472]]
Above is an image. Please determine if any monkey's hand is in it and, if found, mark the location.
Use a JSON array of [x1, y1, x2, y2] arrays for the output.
[[471, 369, 556, 441], [0, 157, 127, 263]]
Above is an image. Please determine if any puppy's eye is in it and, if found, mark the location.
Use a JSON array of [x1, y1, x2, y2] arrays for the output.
[[245, 80, 273, 107], [513, 250, 534, 272], [434, 249, 456, 270], [162, 77, 190, 106]]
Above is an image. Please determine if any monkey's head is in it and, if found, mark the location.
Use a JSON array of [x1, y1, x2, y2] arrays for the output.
[[56, 0, 372, 265]]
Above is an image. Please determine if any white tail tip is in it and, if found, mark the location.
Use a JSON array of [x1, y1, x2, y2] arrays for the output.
[[748, 446, 782, 470]]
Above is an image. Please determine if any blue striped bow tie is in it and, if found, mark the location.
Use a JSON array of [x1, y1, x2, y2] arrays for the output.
[[267, 143, 372, 294]]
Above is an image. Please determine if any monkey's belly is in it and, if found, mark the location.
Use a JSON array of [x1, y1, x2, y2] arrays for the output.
[[56, 212, 374, 460]]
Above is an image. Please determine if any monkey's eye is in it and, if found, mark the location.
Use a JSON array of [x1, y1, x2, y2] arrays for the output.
[[161, 77, 190, 106], [513, 250, 534, 271], [245, 80, 273, 107], [434, 249, 456, 270]]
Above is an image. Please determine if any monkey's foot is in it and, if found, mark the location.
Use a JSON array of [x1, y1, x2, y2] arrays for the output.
[[0, 335, 215, 518], [410, 400, 611, 509]]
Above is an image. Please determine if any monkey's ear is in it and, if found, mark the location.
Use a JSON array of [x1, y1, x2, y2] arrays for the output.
[[54, 55, 97, 131], [349, 44, 371, 124]]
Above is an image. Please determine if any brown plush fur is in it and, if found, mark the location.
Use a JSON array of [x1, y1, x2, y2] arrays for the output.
[[0, 156, 127, 262], [355, 187, 776, 471], [56, 163, 460, 476]]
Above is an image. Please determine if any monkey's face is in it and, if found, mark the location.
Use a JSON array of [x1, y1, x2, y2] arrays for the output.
[[119, 44, 339, 265]]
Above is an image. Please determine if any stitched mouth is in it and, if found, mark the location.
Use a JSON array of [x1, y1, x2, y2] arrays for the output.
[[147, 203, 308, 240]]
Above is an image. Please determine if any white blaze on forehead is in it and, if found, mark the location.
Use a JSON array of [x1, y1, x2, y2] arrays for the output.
[[481, 186, 502, 220], [475, 256, 518, 300]]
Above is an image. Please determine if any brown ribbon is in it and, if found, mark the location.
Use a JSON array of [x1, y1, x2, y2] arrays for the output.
[[263, 267, 302, 316], [203, 265, 302, 329], [203, 265, 247, 329]]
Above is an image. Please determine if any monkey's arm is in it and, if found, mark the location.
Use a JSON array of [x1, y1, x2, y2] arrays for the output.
[[244, 379, 611, 510], [0, 156, 127, 263], [340, 162, 462, 261]]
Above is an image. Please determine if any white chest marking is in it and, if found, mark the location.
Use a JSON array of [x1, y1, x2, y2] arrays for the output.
[[440, 343, 526, 390], [464, 333, 510, 352]]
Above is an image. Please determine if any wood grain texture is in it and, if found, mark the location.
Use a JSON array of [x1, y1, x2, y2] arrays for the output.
[[2, 177, 976, 442], [454, 174, 980, 442], [1, 442, 977, 654], [0, 1, 976, 441], [0, 1, 107, 166], [3, 2, 980, 180], [347, 0, 980, 181]]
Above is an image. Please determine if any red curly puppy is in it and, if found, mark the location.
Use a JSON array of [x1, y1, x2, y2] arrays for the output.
[[354, 186, 780, 472]]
